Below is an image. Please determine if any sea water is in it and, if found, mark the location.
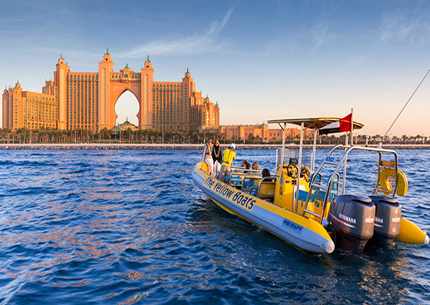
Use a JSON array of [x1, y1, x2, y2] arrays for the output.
[[0, 149, 429, 304]]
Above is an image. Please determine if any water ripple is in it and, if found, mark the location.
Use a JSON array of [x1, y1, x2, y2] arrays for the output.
[[0, 149, 429, 304]]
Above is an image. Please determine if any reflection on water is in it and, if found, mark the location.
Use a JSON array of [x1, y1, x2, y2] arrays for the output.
[[0, 149, 429, 304]]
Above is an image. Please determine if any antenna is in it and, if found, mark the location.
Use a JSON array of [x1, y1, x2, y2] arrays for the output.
[[379, 68, 430, 146]]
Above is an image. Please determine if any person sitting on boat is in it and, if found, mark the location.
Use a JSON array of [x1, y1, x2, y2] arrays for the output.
[[219, 143, 236, 182], [241, 160, 249, 168], [244, 162, 251, 173], [212, 139, 222, 177], [252, 162, 259, 171], [202, 138, 214, 175], [262, 168, 272, 179], [249, 168, 273, 196]]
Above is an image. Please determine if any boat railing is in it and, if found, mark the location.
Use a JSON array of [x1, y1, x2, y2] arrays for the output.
[[373, 159, 398, 197], [227, 167, 261, 188], [304, 144, 398, 223], [304, 172, 339, 221], [255, 176, 277, 200], [241, 171, 263, 192]]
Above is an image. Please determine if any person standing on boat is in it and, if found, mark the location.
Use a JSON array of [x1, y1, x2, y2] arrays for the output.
[[219, 143, 236, 182], [212, 139, 222, 177], [202, 138, 214, 175]]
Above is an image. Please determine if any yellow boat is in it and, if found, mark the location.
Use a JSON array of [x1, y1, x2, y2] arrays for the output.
[[191, 118, 429, 254]]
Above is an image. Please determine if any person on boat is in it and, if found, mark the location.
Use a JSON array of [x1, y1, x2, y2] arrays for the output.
[[241, 160, 249, 168], [262, 168, 271, 177], [219, 143, 236, 182], [244, 162, 251, 173], [260, 168, 275, 183], [212, 139, 222, 177], [202, 138, 214, 175], [252, 162, 259, 171]]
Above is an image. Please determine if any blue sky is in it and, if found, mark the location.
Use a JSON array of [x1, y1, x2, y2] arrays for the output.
[[1, 0, 430, 137]]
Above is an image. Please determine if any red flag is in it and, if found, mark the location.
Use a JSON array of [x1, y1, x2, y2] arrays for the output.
[[320, 113, 353, 135], [339, 113, 352, 132]]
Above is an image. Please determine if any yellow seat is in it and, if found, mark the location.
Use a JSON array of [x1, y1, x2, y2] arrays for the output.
[[258, 181, 276, 200]]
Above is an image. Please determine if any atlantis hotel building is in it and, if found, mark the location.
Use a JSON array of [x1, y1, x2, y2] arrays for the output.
[[2, 51, 220, 132]]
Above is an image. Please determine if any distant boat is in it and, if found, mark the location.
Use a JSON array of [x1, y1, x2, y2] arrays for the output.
[[192, 117, 429, 254]]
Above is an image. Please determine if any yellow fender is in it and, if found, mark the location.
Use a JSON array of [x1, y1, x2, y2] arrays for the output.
[[395, 217, 429, 245], [379, 168, 408, 196], [199, 161, 209, 173]]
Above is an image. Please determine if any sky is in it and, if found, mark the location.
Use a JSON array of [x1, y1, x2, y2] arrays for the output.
[[1, 0, 430, 137]]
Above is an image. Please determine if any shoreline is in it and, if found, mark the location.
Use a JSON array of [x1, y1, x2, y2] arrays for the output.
[[1, 143, 430, 150]]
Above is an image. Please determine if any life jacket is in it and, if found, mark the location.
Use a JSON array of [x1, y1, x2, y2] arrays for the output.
[[222, 148, 236, 167]]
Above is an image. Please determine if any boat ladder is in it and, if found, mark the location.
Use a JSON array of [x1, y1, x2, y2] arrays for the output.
[[303, 157, 341, 223]]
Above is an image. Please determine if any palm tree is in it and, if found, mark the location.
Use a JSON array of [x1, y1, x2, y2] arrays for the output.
[[220, 133, 226, 144], [190, 131, 199, 144], [177, 130, 186, 143], [248, 133, 256, 144], [415, 134, 422, 144]]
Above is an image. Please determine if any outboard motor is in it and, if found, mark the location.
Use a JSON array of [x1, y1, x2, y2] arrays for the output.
[[366, 195, 401, 248], [328, 195, 375, 252]]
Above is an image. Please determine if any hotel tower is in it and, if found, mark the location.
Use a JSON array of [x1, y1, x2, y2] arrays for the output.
[[2, 51, 220, 132]]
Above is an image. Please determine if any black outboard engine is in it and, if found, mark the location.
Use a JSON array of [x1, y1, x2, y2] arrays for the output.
[[328, 195, 375, 252], [366, 195, 401, 248]]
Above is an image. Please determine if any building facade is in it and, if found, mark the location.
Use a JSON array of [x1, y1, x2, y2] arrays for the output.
[[202, 124, 314, 143], [2, 51, 220, 132], [2, 81, 58, 131]]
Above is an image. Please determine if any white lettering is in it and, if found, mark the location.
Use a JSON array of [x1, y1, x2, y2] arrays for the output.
[[339, 213, 357, 224], [365, 217, 374, 224], [392, 217, 401, 224], [375, 217, 383, 224]]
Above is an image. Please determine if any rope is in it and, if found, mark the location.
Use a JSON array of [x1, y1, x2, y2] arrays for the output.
[[379, 69, 430, 146]]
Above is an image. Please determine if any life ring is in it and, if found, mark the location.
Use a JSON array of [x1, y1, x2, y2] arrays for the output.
[[379, 168, 408, 196]]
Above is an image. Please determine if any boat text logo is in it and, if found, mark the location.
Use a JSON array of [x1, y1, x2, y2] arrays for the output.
[[339, 213, 356, 224], [282, 219, 303, 234], [203, 177, 255, 211]]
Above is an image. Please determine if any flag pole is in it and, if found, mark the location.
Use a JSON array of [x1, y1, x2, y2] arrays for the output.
[[350, 108, 354, 145]]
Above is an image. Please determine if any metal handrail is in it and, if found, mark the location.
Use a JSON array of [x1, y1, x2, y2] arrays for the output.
[[241, 171, 263, 191], [255, 176, 277, 199], [303, 145, 398, 223], [227, 168, 262, 188]]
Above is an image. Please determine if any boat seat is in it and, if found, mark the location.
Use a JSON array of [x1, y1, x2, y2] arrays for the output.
[[250, 185, 258, 195], [242, 177, 260, 193], [200, 161, 209, 173], [257, 181, 276, 200], [230, 174, 243, 188], [242, 179, 254, 192]]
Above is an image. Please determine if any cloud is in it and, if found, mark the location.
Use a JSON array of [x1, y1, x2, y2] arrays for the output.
[[379, 10, 430, 46], [311, 15, 336, 50], [347, 54, 368, 66], [117, 9, 233, 58]]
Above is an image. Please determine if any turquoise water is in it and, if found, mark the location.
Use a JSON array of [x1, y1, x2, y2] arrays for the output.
[[0, 149, 429, 304]]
